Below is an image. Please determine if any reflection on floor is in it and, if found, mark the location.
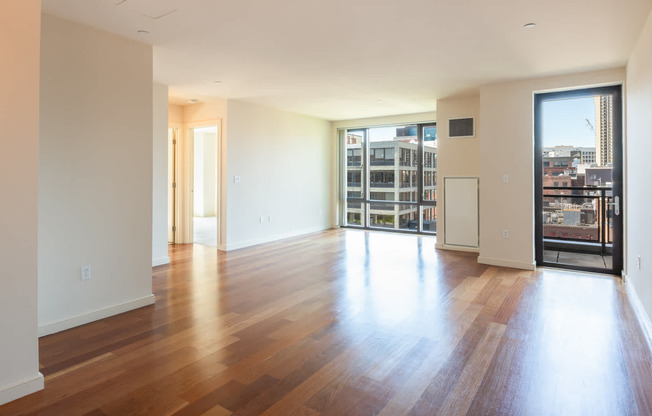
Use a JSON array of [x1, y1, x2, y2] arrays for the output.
[[193, 216, 217, 247], [544, 249, 613, 270]]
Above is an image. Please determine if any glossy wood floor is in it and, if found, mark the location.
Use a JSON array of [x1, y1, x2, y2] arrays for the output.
[[2, 229, 652, 415]]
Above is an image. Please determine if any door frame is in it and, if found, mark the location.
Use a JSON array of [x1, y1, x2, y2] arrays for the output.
[[172, 119, 223, 246], [534, 85, 623, 275]]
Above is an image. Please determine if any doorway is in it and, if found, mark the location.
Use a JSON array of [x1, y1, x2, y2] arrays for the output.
[[192, 126, 218, 247], [534, 85, 623, 274]]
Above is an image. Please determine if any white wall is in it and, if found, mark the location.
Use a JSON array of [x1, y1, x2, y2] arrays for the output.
[[153, 83, 170, 266], [626, 10, 652, 319], [193, 130, 218, 217], [478, 68, 625, 270], [225, 100, 332, 249], [38, 15, 155, 335], [435, 97, 480, 250], [0, 0, 44, 405]]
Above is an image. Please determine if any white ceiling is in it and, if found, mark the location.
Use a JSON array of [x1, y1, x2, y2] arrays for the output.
[[43, 0, 652, 121]]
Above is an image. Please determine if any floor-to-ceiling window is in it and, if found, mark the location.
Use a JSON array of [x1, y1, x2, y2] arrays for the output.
[[342, 123, 437, 234]]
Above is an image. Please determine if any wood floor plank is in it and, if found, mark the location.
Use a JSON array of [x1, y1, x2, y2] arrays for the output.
[[1, 230, 651, 416]]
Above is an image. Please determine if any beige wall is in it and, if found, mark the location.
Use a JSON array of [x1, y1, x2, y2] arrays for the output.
[[153, 83, 169, 266], [168, 104, 184, 125], [435, 97, 480, 250], [0, 0, 44, 405], [626, 10, 652, 318], [38, 15, 154, 335], [478, 68, 625, 270], [226, 100, 332, 249]]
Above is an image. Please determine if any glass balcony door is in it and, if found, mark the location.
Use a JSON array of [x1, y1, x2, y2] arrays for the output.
[[342, 123, 437, 235], [534, 86, 623, 275]]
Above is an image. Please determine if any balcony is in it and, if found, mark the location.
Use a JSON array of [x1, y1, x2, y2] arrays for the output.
[[370, 160, 395, 166], [542, 186, 613, 270], [370, 182, 395, 188]]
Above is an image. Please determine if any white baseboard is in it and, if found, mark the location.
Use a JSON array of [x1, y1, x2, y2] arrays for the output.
[[38, 294, 156, 337], [152, 256, 170, 267], [225, 226, 329, 251], [0, 373, 44, 406], [477, 256, 536, 271], [625, 278, 652, 354], [435, 243, 479, 253]]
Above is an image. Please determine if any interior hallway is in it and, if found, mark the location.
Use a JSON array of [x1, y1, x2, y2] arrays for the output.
[[2, 229, 651, 415], [193, 216, 217, 247]]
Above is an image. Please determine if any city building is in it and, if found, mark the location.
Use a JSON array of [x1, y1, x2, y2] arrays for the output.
[[595, 95, 614, 166], [543, 145, 596, 165], [346, 131, 437, 231]]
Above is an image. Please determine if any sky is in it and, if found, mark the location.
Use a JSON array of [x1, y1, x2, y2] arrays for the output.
[[542, 96, 597, 148]]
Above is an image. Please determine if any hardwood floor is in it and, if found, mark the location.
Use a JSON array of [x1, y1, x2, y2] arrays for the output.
[[2, 229, 651, 415]]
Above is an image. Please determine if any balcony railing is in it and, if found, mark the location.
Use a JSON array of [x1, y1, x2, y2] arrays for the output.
[[370, 182, 395, 188], [542, 186, 613, 255], [370, 160, 395, 166]]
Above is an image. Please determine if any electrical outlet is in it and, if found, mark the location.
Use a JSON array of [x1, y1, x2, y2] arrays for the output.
[[81, 265, 91, 281], [638, 255, 642, 270], [260, 216, 264, 224], [268, 215, 272, 222], [503, 229, 509, 239], [503, 174, 509, 183]]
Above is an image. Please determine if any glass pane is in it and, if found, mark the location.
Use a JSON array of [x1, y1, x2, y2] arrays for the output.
[[346, 201, 365, 227], [346, 130, 364, 200], [369, 202, 417, 232], [421, 205, 437, 234], [541, 95, 613, 270], [423, 126, 437, 203]]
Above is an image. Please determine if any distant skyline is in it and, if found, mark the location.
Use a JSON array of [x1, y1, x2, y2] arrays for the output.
[[542, 96, 597, 148]]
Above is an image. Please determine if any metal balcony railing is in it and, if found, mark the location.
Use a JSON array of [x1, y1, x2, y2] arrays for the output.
[[542, 186, 613, 255]]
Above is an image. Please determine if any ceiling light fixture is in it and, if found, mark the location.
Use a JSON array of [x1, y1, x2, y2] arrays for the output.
[[523, 23, 536, 29], [214, 81, 222, 84], [377, 100, 383, 103], [188, 99, 198, 104], [137, 29, 150, 36]]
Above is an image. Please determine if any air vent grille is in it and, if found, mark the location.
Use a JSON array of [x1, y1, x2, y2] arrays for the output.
[[449, 118, 475, 138]]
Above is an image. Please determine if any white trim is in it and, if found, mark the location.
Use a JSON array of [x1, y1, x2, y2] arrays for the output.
[[436, 243, 479, 253], [625, 278, 652, 354], [0, 373, 44, 406], [152, 256, 170, 267], [38, 294, 155, 337], [477, 256, 536, 271], [225, 226, 329, 251]]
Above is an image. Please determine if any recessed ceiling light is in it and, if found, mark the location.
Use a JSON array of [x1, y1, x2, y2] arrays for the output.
[[377, 100, 383, 103], [523, 23, 536, 29], [137, 30, 150, 36], [214, 81, 222, 84], [188, 99, 198, 104]]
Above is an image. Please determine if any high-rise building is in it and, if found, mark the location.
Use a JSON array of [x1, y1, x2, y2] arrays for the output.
[[594, 95, 613, 166]]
